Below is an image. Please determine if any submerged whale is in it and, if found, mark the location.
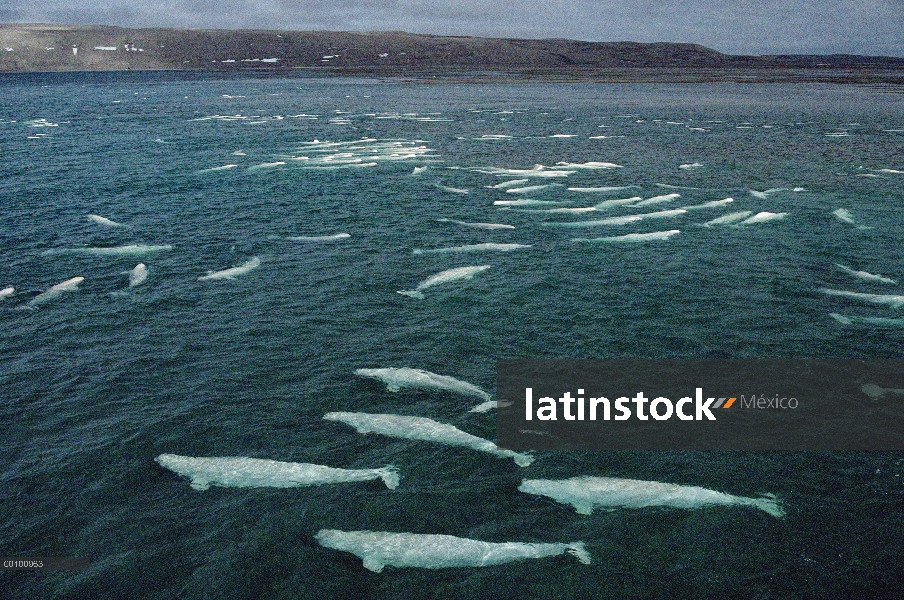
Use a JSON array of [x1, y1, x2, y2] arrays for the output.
[[592, 197, 642, 210], [830, 313, 904, 327], [435, 218, 515, 230], [572, 230, 680, 243], [198, 257, 261, 281], [834, 264, 896, 285], [700, 210, 753, 226], [488, 179, 529, 189], [519, 476, 784, 517], [819, 288, 904, 309], [315, 530, 590, 572], [632, 193, 680, 207], [286, 233, 351, 242], [127, 263, 147, 288], [412, 243, 530, 255], [397, 265, 490, 300], [42, 244, 173, 256], [567, 185, 640, 193], [505, 183, 561, 194], [87, 214, 126, 227], [323, 412, 533, 466], [27, 276, 84, 307], [354, 367, 492, 401], [681, 198, 734, 210], [155, 454, 399, 490]]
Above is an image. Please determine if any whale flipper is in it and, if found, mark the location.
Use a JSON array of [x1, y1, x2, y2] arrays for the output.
[[362, 557, 385, 573], [567, 543, 592, 564], [397, 290, 425, 300]]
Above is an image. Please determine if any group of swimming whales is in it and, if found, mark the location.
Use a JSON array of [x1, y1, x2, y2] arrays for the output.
[[156, 365, 785, 573], [403, 173, 904, 326], [0, 214, 273, 309]]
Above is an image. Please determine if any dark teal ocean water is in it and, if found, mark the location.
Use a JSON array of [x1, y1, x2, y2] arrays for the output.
[[1, 74, 903, 598]]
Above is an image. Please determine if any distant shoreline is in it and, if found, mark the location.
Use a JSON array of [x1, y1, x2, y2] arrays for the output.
[[1, 24, 903, 84], [0, 68, 902, 85]]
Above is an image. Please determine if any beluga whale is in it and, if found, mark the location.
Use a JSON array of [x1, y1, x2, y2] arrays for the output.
[[155, 454, 400, 490], [354, 367, 492, 402], [87, 214, 126, 227], [315, 530, 590, 572], [25, 276, 84, 308], [397, 265, 490, 299], [198, 257, 261, 281], [323, 412, 533, 466], [518, 476, 785, 517], [127, 263, 148, 287]]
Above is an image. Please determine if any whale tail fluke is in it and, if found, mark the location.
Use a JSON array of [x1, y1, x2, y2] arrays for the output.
[[397, 290, 425, 300], [513, 452, 535, 467], [567, 542, 592, 564], [749, 494, 785, 518], [377, 466, 401, 490], [469, 401, 497, 413]]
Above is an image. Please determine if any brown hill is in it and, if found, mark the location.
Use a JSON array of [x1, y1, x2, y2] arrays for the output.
[[1, 24, 902, 80]]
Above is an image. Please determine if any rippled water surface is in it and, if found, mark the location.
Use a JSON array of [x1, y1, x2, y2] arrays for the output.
[[1, 74, 903, 598]]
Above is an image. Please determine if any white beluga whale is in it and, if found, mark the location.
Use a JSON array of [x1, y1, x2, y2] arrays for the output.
[[700, 210, 753, 226], [468, 401, 498, 413], [155, 454, 399, 491], [749, 187, 788, 199], [87, 214, 126, 227], [286, 233, 351, 242], [505, 183, 562, 194], [591, 196, 643, 210], [26, 276, 84, 308], [434, 182, 469, 194], [473, 165, 573, 178], [572, 230, 680, 243], [0, 286, 14, 299], [860, 383, 904, 400], [834, 264, 896, 285], [488, 179, 529, 189], [315, 530, 590, 572], [397, 265, 490, 300], [832, 208, 856, 224], [125, 263, 147, 288], [323, 412, 533, 466], [832, 208, 872, 229], [494, 199, 564, 207], [567, 185, 640, 193], [435, 218, 515, 230], [519, 476, 785, 517], [830, 313, 904, 327], [198, 257, 261, 281], [553, 161, 622, 169], [42, 244, 173, 256], [631, 193, 680, 207], [819, 288, 904, 309], [681, 198, 734, 210], [737, 211, 788, 225], [195, 164, 238, 174], [412, 243, 531, 255], [354, 367, 492, 401]]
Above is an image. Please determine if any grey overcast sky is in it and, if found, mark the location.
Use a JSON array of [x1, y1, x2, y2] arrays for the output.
[[2, 1, 902, 56]]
